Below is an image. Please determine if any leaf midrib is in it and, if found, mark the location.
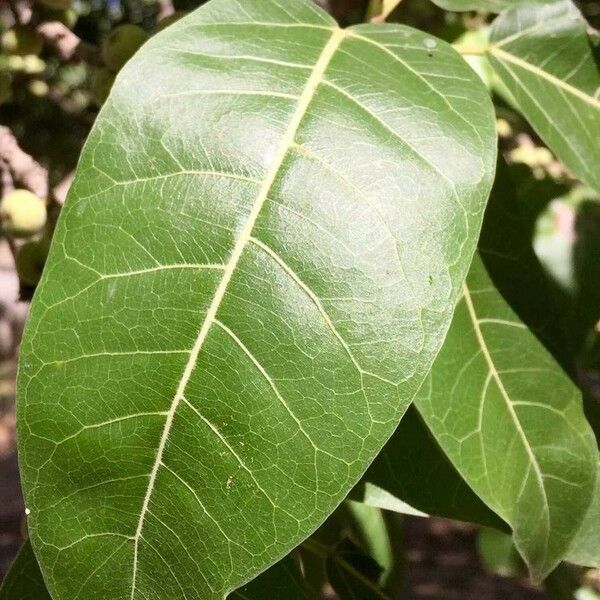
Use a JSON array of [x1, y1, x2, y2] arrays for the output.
[[128, 26, 346, 599]]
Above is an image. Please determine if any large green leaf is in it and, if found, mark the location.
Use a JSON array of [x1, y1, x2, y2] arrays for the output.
[[16, 0, 496, 598], [0, 540, 316, 600], [0, 541, 51, 600], [415, 253, 598, 579], [488, 0, 600, 191]]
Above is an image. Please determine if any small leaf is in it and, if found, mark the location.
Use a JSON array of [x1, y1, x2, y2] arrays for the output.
[[16, 0, 497, 597], [0, 541, 51, 600], [415, 254, 598, 579], [357, 406, 506, 529], [488, 0, 600, 191], [477, 528, 524, 578]]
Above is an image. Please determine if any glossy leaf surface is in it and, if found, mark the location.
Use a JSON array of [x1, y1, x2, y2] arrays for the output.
[[415, 254, 598, 579], [16, 0, 496, 598], [488, 0, 600, 191]]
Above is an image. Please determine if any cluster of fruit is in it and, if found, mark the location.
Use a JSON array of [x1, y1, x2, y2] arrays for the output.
[[0, 0, 76, 104], [0, 189, 48, 287], [0, 1, 187, 289]]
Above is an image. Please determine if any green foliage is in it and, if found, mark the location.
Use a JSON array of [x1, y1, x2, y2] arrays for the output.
[[357, 406, 507, 529], [567, 463, 600, 568], [16, 1, 496, 597], [2, 0, 600, 597], [415, 252, 597, 580]]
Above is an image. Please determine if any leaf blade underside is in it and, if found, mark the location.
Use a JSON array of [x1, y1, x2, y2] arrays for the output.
[[17, 1, 496, 598]]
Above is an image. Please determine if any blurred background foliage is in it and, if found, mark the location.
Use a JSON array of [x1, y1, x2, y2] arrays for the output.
[[1, 0, 600, 598]]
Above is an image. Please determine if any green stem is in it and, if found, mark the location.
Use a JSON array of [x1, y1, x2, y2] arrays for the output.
[[453, 44, 488, 56]]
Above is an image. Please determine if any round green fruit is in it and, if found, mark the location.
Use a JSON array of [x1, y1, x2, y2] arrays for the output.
[[1, 26, 43, 57], [90, 68, 115, 106], [101, 24, 147, 72], [15, 239, 49, 287], [0, 189, 47, 238]]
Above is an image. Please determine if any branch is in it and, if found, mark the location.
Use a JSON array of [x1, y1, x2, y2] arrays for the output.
[[0, 126, 48, 198], [36, 21, 102, 65]]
